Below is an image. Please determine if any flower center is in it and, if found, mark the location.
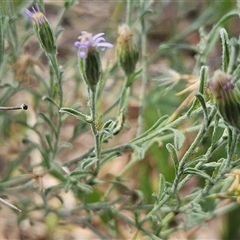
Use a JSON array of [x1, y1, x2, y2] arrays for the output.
[[32, 12, 45, 24], [78, 33, 91, 44]]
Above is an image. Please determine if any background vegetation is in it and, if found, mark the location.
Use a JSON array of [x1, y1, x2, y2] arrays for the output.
[[1, 0, 240, 239]]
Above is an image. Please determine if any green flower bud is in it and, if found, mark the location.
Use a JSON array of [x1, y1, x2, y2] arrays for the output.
[[74, 31, 113, 92], [80, 48, 101, 92], [25, 7, 57, 55], [117, 24, 139, 77], [209, 70, 240, 130]]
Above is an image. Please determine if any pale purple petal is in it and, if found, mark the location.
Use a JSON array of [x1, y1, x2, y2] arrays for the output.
[[25, 9, 33, 18], [83, 41, 90, 48], [93, 37, 106, 46], [97, 42, 114, 48], [25, 7, 46, 24], [32, 7, 38, 14], [80, 44, 89, 49], [79, 51, 87, 58], [75, 31, 113, 58], [74, 41, 81, 48], [93, 33, 105, 41], [75, 41, 90, 49]]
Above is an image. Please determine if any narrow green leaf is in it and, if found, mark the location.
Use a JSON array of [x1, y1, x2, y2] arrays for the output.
[[64, 181, 72, 193], [0, 82, 18, 89], [131, 115, 168, 144], [166, 143, 179, 172], [232, 158, 240, 168], [76, 182, 93, 194], [183, 167, 212, 182], [161, 212, 175, 228], [59, 107, 91, 123], [227, 38, 239, 75], [184, 155, 207, 168], [0, 53, 9, 80], [69, 170, 91, 177], [198, 65, 208, 95], [51, 193, 64, 204], [132, 231, 139, 240], [157, 174, 166, 201], [9, 147, 34, 178], [0, 12, 4, 68], [50, 162, 68, 182], [200, 162, 221, 170], [38, 112, 57, 138], [127, 68, 142, 87], [220, 28, 230, 73], [100, 152, 121, 168], [195, 92, 208, 122], [187, 66, 208, 117], [57, 142, 73, 152], [238, 0, 240, 17], [45, 132, 53, 151], [166, 128, 185, 151], [81, 157, 98, 169], [42, 96, 60, 109], [64, 0, 75, 8], [201, 10, 238, 65], [45, 183, 66, 195], [118, 87, 130, 117]]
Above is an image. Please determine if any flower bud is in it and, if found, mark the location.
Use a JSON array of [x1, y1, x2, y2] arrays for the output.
[[80, 48, 101, 92], [25, 7, 57, 55], [74, 31, 113, 91], [209, 70, 240, 129], [117, 24, 139, 77]]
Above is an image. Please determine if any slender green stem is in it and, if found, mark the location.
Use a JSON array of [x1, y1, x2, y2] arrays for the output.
[[194, 9, 238, 73], [54, 5, 69, 31], [219, 127, 239, 175], [132, 104, 208, 146], [103, 123, 204, 200], [172, 108, 216, 193], [160, 202, 238, 238], [143, 108, 215, 221], [136, 0, 148, 136], [48, 53, 63, 107], [144, 195, 171, 222], [89, 88, 101, 171], [126, 0, 133, 25], [46, 53, 64, 164], [178, 136, 227, 189], [62, 146, 95, 166], [9, 1, 19, 53], [110, 206, 162, 240], [182, 127, 239, 210], [172, 120, 207, 192], [0, 10, 4, 68], [118, 76, 129, 112]]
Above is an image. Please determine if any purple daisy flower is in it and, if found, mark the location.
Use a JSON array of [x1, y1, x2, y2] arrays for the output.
[[25, 7, 46, 24], [74, 31, 113, 58]]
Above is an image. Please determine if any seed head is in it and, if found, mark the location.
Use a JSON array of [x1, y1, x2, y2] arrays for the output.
[[116, 24, 139, 77]]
